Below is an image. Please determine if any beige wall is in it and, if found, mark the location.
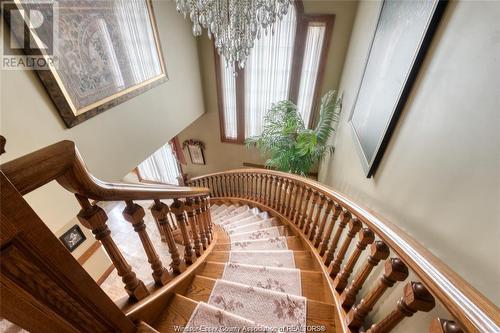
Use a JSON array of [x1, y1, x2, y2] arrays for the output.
[[178, 0, 358, 178], [319, 0, 500, 304], [0, 1, 204, 277]]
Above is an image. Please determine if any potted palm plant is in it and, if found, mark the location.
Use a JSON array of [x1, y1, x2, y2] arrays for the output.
[[245, 90, 342, 176]]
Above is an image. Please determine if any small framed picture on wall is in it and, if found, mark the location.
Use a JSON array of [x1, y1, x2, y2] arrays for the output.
[[59, 225, 87, 252], [183, 140, 206, 165]]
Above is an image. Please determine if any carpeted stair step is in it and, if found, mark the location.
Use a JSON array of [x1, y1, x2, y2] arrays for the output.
[[207, 279, 307, 330], [218, 210, 257, 226], [206, 250, 323, 271], [222, 262, 301, 295], [214, 236, 304, 251], [213, 205, 249, 222], [226, 218, 280, 234], [229, 249, 297, 268], [154, 294, 197, 332], [155, 291, 337, 333], [231, 236, 288, 251], [184, 302, 257, 331], [197, 262, 332, 302], [221, 215, 264, 230], [229, 226, 288, 242]]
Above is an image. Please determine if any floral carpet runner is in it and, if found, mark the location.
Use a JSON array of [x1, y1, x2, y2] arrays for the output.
[[229, 226, 287, 242], [209, 280, 307, 331], [184, 302, 256, 331], [229, 250, 296, 268], [231, 236, 288, 251], [184, 204, 305, 332], [222, 263, 302, 295], [227, 219, 280, 234]]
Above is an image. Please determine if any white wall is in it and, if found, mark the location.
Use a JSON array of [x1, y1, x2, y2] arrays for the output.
[[0, 0, 205, 278], [319, 0, 500, 305]]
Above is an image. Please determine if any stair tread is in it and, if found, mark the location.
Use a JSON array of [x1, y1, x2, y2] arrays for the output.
[[154, 294, 197, 332], [152, 203, 336, 332], [191, 264, 333, 303], [155, 291, 336, 332], [214, 235, 305, 251], [207, 250, 321, 271]]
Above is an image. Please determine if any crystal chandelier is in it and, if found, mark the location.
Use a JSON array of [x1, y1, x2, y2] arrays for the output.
[[176, 0, 292, 71]]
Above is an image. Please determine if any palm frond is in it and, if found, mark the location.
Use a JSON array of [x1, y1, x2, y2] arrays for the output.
[[244, 91, 342, 175]]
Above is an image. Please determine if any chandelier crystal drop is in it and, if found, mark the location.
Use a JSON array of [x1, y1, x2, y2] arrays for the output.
[[176, 0, 292, 72]]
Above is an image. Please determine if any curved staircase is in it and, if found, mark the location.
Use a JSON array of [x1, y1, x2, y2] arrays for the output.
[[1, 140, 498, 333], [154, 203, 336, 332]]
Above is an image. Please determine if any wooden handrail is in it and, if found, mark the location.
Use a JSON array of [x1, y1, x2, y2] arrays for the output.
[[1, 140, 209, 200], [188, 169, 500, 333], [1, 138, 215, 321]]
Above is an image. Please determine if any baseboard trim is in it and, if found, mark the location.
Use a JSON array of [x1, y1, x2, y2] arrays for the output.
[[96, 264, 115, 286], [77, 240, 101, 265]]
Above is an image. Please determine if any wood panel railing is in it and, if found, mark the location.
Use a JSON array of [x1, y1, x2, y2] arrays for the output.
[[188, 169, 500, 333], [1, 140, 213, 331]]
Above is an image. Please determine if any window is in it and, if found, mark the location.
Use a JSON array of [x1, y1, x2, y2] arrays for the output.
[[136, 141, 182, 185], [216, 2, 334, 143]]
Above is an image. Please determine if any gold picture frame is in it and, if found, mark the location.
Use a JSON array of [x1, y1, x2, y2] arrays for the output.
[[183, 139, 205, 165], [4, 0, 168, 127]]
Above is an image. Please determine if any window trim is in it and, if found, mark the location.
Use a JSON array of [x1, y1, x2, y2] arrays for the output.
[[215, 1, 335, 143]]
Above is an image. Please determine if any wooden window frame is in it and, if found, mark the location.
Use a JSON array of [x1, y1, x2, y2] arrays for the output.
[[215, 1, 335, 144]]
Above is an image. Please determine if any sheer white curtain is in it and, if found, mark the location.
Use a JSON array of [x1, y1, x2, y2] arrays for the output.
[[137, 143, 181, 185], [220, 57, 238, 139], [114, 0, 162, 83], [297, 23, 326, 126], [244, 6, 297, 138]]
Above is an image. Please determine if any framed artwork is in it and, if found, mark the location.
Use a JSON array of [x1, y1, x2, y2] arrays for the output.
[[4, 0, 167, 127], [183, 140, 206, 165], [59, 225, 87, 252], [349, 0, 447, 177]]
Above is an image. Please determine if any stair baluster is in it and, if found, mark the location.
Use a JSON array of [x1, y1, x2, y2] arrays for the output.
[[346, 258, 409, 329], [366, 282, 435, 333], [122, 200, 170, 285], [333, 227, 375, 291], [314, 199, 334, 247], [201, 196, 213, 242], [285, 180, 296, 218], [251, 174, 257, 200], [340, 240, 390, 309], [75, 195, 149, 300], [171, 199, 195, 265], [304, 192, 318, 234], [323, 208, 350, 265], [298, 188, 312, 229], [185, 198, 203, 257], [275, 177, 283, 211], [194, 197, 208, 250], [279, 178, 290, 214], [150, 200, 182, 274], [292, 185, 305, 224], [308, 194, 326, 241], [329, 217, 362, 277]]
